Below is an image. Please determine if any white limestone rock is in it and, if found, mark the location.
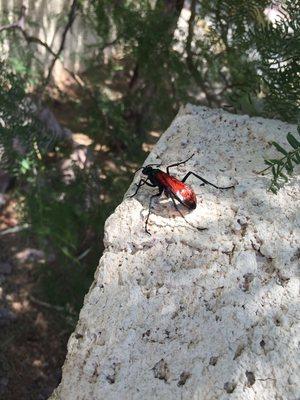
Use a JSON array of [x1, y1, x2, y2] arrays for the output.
[[50, 105, 300, 400]]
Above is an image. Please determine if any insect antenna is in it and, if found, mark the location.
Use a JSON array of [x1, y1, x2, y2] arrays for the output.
[[133, 166, 144, 175]]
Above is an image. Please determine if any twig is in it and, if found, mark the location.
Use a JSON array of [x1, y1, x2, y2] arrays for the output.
[[29, 295, 65, 312], [77, 247, 91, 261], [257, 148, 300, 175], [185, 0, 215, 106], [0, 5, 26, 33], [0, 2, 80, 92], [42, 0, 80, 89], [29, 295, 77, 326], [63, 66, 85, 87], [0, 6, 56, 57], [0, 224, 30, 236]]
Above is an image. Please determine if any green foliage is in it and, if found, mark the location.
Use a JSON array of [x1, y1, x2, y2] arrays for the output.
[[262, 127, 300, 193], [196, 0, 299, 190], [86, 0, 189, 136], [0, 63, 127, 312], [85, 0, 299, 149], [197, 0, 268, 109], [250, 0, 300, 122], [249, 0, 299, 191], [0, 62, 43, 177]]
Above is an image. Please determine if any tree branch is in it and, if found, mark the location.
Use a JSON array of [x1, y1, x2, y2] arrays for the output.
[[0, 5, 26, 33], [185, 0, 216, 106], [43, 0, 80, 88], [0, 6, 56, 57], [0, 2, 80, 91]]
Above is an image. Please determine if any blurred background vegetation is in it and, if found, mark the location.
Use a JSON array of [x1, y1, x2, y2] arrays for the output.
[[0, 0, 299, 398]]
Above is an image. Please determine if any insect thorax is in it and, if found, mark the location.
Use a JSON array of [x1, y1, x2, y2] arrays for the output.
[[142, 167, 160, 182]]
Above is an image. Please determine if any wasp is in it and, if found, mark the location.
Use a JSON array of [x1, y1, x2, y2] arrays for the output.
[[130, 154, 234, 234]]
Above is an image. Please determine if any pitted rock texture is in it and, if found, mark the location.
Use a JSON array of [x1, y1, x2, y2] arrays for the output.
[[50, 105, 300, 400]]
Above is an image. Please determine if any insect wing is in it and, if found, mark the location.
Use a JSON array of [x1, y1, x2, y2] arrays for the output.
[[156, 171, 197, 209]]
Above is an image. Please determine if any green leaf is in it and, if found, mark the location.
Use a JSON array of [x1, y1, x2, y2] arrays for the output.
[[286, 133, 300, 149], [20, 158, 31, 174], [285, 158, 294, 173], [279, 172, 288, 181], [270, 186, 278, 194], [291, 151, 300, 164], [272, 141, 288, 156], [265, 159, 278, 166]]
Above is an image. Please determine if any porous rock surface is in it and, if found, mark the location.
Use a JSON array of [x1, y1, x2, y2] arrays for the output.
[[51, 105, 300, 400]]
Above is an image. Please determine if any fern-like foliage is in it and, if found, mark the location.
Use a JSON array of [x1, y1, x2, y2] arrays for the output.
[[250, 0, 300, 191], [0, 61, 50, 177], [250, 1, 300, 123], [260, 127, 300, 193]]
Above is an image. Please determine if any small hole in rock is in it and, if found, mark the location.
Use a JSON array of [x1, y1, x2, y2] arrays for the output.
[[209, 356, 218, 366], [106, 375, 115, 384], [245, 371, 256, 386], [152, 359, 170, 383], [224, 381, 236, 394], [142, 329, 151, 338], [177, 371, 191, 386], [233, 344, 244, 360], [75, 333, 83, 339], [274, 316, 281, 326]]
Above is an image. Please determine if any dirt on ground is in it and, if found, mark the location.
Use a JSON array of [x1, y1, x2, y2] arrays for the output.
[[0, 198, 72, 400]]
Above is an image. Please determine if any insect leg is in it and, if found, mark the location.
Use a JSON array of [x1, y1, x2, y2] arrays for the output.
[[145, 188, 163, 235], [181, 172, 234, 190], [129, 178, 155, 198], [166, 154, 194, 175], [168, 191, 207, 231], [169, 192, 187, 219]]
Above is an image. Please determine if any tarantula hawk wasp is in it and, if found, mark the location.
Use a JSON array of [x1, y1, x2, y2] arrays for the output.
[[129, 154, 235, 234]]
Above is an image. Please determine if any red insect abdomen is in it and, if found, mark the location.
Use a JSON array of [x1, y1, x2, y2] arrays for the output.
[[155, 171, 197, 210], [176, 187, 197, 209]]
